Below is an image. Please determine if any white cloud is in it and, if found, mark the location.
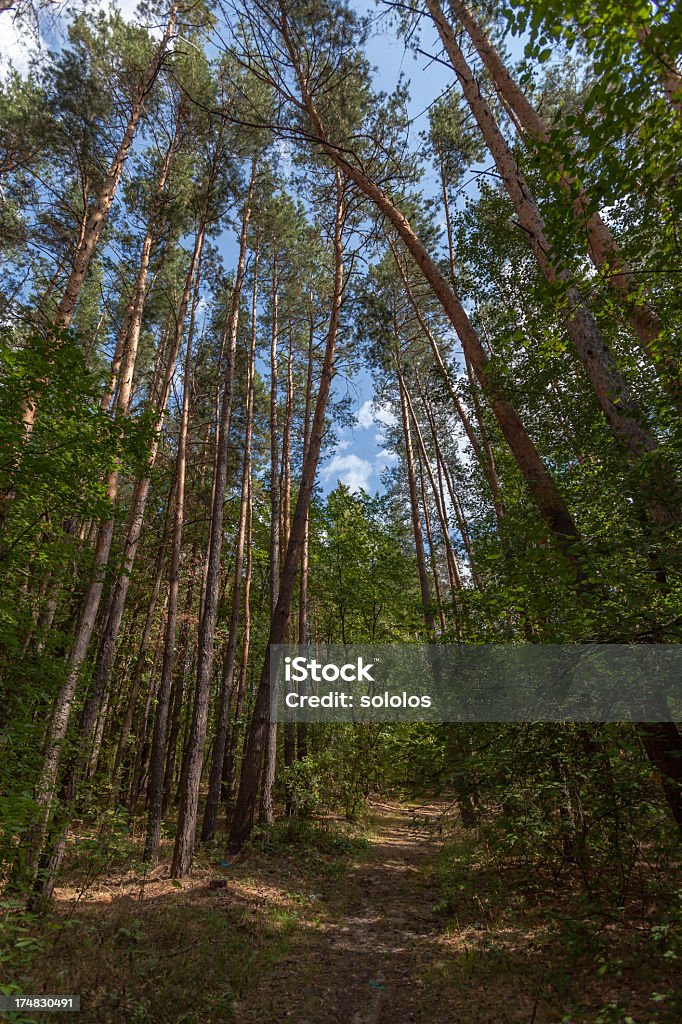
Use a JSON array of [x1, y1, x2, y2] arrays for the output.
[[0, 16, 35, 77], [355, 399, 397, 431], [0, 0, 161, 80], [378, 450, 399, 467], [356, 399, 374, 429], [321, 453, 373, 493], [336, 438, 351, 451], [376, 402, 397, 427]]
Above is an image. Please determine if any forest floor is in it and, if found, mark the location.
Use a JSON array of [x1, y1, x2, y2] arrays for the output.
[[3, 799, 679, 1024]]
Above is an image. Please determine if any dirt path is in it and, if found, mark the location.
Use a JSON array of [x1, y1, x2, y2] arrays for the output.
[[231, 801, 448, 1024], [17, 800, 672, 1023]]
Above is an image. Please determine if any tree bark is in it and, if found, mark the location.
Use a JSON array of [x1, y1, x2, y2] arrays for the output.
[[144, 232, 203, 863], [20, 3, 180, 438], [271, 21, 582, 565], [228, 170, 346, 852], [259, 252, 282, 827], [396, 362, 435, 635], [201, 242, 259, 844], [171, 158, 257, 878], [448, 0, 679, 405], [406, 376, 464, 609], [417, 452, 447, 634], [222, 474, 253, 812], [426, 0, 662, 470], [640, 722, 682, 830]]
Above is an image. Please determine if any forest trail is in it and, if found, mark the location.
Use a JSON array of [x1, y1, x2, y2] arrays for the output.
[[13, 799, 674, 1023], [232, 800, 449, 1024]]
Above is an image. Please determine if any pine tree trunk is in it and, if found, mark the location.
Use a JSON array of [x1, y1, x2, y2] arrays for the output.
[[112, 529, 168, 787], [417, 454, 447, 634], [415, 375, 481, 587], [201, 244, 259, 844], [259, 253, 281, 827], [144, 233, 203, 863], [20, 4, 179, 438], [297, 298, 315, 761], [448, 0, 679, 405], [222, 475, 253, 812], [282, 323, 296, 811], [404, 375, 463, 600], [170, 159, 256, 878], [228, 171, 346, 852], [426, 0, 664, 472], [426, 174, 507, 528], [396, 364, 435, 635]]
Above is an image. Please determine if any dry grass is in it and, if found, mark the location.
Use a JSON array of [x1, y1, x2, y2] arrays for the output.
[[2, 803, 680, 1024]]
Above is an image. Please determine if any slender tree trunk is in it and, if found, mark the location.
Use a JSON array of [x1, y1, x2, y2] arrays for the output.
[[201, 244, 259, 844], [447, 0, 679, 404], [112, 529, 168, 786], [53, 7, 178, 330], [404, 374, 463, 605], [229, 171, 346, 852], [282, 322, 296, 811], [20, 4, 179, 439], [415, 374, 481, 587], [417, 454, 447, 634], [296, 300, 314, 760], [162, 546, 199, 815], [144, 237, 203, 863], [396, 362, 435, 635], [128, 614, 166, 816], [405, 380, 464, 610], [426, 0, 665, 471], [222, 474, 253, 811], [259, 253, 281, 826], [171, 159, 257, 878], [425, 177, 507, 527]]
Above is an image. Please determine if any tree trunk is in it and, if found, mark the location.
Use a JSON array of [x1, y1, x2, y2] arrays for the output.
[[282, 322, 296, 812], [222, 474, 253, 812], [426, 0, 664, 472], [20, 3, 179, 438], [259, 252, 282, 828], [228, 170, 346, 852], [201, 243, 259, 844], [296, 299, 314, 760], [112, 528, 168, 787], [423, 176, 507, 528], [417, 453, 447, 634], [404, 373, 464, 603], [170, 158, 257, 878], [144, 233, 203, 863], [416, 376, 481, 588], [396, 363, 435, 635], [448, 0, 679, 405]]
